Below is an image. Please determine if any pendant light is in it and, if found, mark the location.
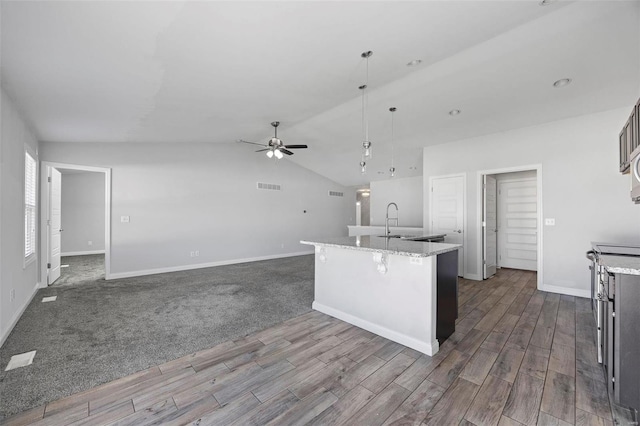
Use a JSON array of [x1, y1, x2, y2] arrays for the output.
[[359, 85, 367, 174], [358, 51, 373, 173], [389, 107, 396, 178]]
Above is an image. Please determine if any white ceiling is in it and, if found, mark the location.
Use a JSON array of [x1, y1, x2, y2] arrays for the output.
[[2, 1, 639, 186]]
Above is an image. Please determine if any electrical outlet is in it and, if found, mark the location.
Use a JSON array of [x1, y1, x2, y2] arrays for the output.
[[121, 216, 130, 223], [544, 218, 556, 226], [410, 257, 423, 265], [88, 240, 93, 246]]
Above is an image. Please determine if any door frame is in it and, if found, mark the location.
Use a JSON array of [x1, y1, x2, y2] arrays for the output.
[[428, 172, 467, 278], [483, 174, 497, 279], [476, 164, 542, 289], [39, 162, 112, 286]]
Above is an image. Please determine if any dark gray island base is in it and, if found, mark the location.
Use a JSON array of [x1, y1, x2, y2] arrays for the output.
[[436, 249, 459, 341]]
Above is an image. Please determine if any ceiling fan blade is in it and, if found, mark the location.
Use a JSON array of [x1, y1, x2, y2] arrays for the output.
[[280, 148, 294, 156], [237, 139, 268, 147], [283, 145, 307, 149], [255, 148, 270, 152]]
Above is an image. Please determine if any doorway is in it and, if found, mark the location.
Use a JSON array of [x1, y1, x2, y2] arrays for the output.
[[40, 162, 111, 287], [356, 188, 370, 226], [478, 166, 542, 285]]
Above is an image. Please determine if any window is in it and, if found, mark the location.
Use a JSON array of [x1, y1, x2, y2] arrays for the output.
[[24, 151, 37, 262]]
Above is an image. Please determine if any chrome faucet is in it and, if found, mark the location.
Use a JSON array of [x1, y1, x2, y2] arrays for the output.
[[385, 202, 399, 236]]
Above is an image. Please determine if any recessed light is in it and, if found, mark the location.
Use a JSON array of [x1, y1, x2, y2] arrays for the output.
[[553, 78, 572, 88], [449, 109, 461, 116], [377, 171, 385, 175], [407, 59, 422, 67], [539, 0, 554, 5], [409, 166, 417, 170]]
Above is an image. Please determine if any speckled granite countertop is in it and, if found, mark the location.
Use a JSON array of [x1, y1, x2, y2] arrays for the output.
[[300, 236, 460, 257], [599, 255, 640, 276]]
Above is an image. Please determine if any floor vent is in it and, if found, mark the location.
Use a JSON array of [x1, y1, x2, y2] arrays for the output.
[[328, 191, 344, 197], [257, 182, 282, 191], [42, 296, 57, 303], [5, 351, 36, 371]]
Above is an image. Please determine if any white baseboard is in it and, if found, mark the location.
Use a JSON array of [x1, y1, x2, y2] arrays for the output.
[[61, 250, 105, 257], [107, 250, 315, 280], [0, 282, 40, 348], [312, 301, 438, 356], [463, 273, 483, 281], [540, 284, 590, 299]]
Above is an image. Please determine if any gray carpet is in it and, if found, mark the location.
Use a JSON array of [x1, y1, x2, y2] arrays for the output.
[[0, 255, 314, 420], [54, 254, 105, 287]]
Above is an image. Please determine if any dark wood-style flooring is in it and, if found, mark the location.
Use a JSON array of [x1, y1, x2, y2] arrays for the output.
[[4, 269, 618, 425]]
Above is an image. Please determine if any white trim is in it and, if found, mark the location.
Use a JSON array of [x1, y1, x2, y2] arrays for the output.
[[540, 284, 590, 299], [428, 172, 467, 278], [107, 250, 314, 280], [464, 273, 483, 281], [0, 282, 39, 347], [40, 162, 111, 287], [312, 302, 439, 356], [476, 164, 543, 290], [61, 250, 106, 257]]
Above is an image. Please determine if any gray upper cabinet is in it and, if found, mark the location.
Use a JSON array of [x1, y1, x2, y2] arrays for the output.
[[620, 98, 639, 174]]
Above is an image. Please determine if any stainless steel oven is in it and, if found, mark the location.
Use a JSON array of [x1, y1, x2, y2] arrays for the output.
[[631, 148, 640, 203]]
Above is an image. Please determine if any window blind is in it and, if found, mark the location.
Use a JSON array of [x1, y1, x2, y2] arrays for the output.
[[24, 152, 36, 258]]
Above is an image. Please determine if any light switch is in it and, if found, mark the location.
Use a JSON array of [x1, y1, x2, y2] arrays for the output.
[[121, 216, 130, 223], [544, 218, 555, 226]]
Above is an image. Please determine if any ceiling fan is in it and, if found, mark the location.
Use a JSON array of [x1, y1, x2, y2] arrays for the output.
[[237, 121, 307, 159]]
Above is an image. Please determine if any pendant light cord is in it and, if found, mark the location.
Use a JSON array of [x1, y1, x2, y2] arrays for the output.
[[391, 107, 396, 167], [365, 57, 369, 143], [361, 86, 366, 143]]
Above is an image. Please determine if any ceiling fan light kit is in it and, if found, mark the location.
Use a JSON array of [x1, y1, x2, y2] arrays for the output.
[[237, 121, 307, 160]]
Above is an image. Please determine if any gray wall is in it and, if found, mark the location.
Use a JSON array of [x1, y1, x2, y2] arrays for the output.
[[61, 171, 106, 254], [41, 142, 354, 278], [423, 107, 640, 295], [370, 176, 423, 227], [0, 87, 40, 344]]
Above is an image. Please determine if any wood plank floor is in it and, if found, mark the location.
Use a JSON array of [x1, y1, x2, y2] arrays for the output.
[[4, 269, 618, 426]]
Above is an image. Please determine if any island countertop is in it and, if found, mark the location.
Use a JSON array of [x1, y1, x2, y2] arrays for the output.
[[599, 254, 640, 276], [300, 236, 460, 258]]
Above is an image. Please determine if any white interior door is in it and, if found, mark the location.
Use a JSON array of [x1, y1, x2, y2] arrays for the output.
[[498, 178, 537, 271], [483, 175, 497, 278], [430, 175, 464, 276], [48, 167, 62, 285]]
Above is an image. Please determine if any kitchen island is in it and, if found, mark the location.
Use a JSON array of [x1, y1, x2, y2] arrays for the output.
[[300, 236, 460, 356]]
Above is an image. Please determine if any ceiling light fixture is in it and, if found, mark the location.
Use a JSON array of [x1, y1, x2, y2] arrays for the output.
[[266, 150, 274, 158], [389, 107, 397, 178], [358, 51, 373, 174], [449, 109, 461, 116], [553, 78, 572, 88], [274, 149, 284, 159], [407, 59, 422, 67]]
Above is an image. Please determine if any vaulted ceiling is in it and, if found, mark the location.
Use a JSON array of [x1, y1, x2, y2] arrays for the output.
[[2, 1, 639, 186]]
